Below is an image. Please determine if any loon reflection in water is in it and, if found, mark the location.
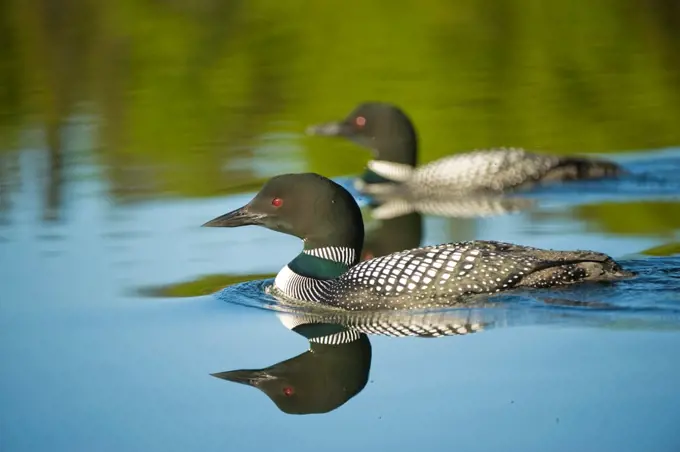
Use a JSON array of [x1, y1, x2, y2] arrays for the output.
[[212, 309, 485, 415], [211, 291, 680, 416], [360, 192, 534, 261], [361, 210, 423, 261], [364, 188, 536, 222]]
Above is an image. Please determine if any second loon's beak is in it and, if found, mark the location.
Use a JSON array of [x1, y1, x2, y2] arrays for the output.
[[305, 121, 347, 137], [202, 204, 265, 228]]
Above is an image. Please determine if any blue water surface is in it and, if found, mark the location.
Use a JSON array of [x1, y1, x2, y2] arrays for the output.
[[1, 147, 680, 452]]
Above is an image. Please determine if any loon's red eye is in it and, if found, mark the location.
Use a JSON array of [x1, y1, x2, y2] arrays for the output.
[[272, 197, 283, 207], [283, 387, 294, 396], [355, 116, 366, 127]]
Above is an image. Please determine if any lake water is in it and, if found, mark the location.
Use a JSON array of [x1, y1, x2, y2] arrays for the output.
[[2, 2, 680, 451], [2, 143, 680, 451]]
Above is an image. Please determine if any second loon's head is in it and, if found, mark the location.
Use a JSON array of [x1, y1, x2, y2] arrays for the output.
[[306, 102, 418, 168], [202, 173, 365, 261]]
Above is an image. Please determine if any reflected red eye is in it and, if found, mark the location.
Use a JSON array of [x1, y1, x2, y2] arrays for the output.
[[355, 116, 366, 127], [272, 197, 283, 207], [283, 387, 294, 396]]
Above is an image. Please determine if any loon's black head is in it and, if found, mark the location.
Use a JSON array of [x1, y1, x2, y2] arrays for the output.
[[307, 102, 418, 167], [202, 173, 365, 253]]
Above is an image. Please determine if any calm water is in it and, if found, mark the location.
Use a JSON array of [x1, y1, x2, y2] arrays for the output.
[[2, 144, 680, 451], [2, 2, 680, 451]]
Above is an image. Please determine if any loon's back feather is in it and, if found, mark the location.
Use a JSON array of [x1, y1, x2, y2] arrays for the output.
[[322, 240, 632, 310], [369, 148, 625, 194], [410, 148, 556, 192]]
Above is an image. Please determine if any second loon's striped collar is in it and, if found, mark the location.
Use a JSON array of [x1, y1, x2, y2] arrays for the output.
[[366, 160, 414, 183]]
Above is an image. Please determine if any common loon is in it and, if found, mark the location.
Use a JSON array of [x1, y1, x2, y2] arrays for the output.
[[306, 102, 625, 196], [202, 173, 633, 311]]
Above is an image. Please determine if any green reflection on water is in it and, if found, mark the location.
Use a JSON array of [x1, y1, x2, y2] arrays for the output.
[[1, 0, 679, 201], [576, 201, 680, 237], [138, 272, 277, 298], [640, 242, 680, 257]]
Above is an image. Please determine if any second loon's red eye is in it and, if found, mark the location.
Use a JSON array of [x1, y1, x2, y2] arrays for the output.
[[283, 387, 294, 396], [272, 197, 283, 207], [355, 116, 366, 127]]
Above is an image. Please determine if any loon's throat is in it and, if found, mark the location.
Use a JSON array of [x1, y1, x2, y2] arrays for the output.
[[273, 247, 356, 302], [290, 247, 356, 279]]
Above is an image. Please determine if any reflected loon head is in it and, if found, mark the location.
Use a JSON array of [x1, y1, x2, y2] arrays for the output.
[[211, 333, 371, 415], [307, 102, 418, 171], [203, 173, 364, 268]]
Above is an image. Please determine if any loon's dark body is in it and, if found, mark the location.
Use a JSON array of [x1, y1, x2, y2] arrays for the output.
[[270, 240, 630, 311]]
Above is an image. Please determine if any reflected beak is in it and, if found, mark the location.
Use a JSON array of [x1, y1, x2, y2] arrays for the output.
[[211, 369, 275, 386], [202, 204, 265, 228], [305, 121, 347, 137]]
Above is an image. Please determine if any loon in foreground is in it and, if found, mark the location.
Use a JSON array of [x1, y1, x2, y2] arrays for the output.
[[306, 102, 625, 196], [202, 173, 633, 311]]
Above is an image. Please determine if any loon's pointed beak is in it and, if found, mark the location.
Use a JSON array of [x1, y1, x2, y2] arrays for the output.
[[202, 204, 265, 228], [211, 369, 275, 386], [306, 121, 347, 137]]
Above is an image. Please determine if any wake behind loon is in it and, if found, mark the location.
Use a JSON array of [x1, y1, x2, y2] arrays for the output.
[[203, 173, 633, 311], [307, 102, 625, 196]]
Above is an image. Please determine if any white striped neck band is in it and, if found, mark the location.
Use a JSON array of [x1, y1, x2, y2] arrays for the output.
[[303, 246, 357, 266]]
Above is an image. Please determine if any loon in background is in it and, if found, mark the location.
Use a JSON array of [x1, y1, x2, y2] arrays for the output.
[[202, 173, 633, 311], [306, 102, 625, 196]]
